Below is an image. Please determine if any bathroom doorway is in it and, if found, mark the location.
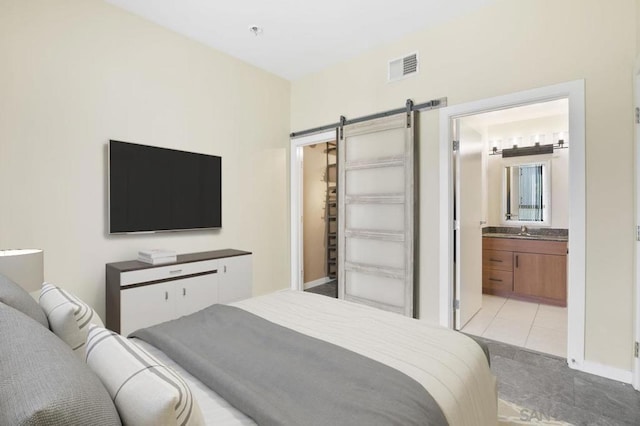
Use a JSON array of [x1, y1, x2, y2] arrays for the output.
[[457, 100, 569, 357], [439, 81, 586, 367]]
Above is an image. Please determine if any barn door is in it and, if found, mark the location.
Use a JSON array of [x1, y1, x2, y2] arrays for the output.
[[338, 112, 415, 317]]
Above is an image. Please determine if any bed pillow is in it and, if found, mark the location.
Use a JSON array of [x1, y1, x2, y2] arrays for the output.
[[0, 302, 121, 426], [86, 326, 204, 426], [39, 282, 104, 356], [0, 272, 48, 328]]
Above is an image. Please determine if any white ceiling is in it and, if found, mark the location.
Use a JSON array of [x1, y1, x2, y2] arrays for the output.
[[461, 99, 569, 132], [103, 0, 496, 80]]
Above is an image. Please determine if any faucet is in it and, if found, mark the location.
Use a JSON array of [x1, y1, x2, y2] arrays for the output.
[[519, 225, 530, 236]]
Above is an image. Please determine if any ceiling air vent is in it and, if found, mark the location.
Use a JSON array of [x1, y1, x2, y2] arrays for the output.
[[388, 52, 418, 82]]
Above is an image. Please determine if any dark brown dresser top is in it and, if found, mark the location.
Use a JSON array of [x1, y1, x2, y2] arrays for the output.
[[106, 249, 251, 272]]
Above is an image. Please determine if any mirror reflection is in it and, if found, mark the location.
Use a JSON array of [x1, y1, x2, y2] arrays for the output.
[[503, 162, 549, 223]]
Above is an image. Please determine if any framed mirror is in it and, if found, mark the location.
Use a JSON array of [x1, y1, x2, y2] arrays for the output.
[[502, 160, 550, 225]]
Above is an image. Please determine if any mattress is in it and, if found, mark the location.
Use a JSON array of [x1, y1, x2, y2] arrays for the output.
[[135, 290, 497, 425]]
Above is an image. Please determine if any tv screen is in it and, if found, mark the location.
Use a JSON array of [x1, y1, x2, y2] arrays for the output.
[[109, 140, 221, 233]]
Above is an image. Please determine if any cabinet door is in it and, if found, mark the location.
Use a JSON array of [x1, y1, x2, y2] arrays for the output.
[[219, 255, 252, 303], [513, 252, 567, 301], [174, 273, 219, 318], [120, 281, 175, 336]]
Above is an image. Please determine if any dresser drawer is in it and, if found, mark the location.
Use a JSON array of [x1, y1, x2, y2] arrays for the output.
[[483, 249, 513, 271], [121, 259, 219, 287], [482, 269, 513, 292]]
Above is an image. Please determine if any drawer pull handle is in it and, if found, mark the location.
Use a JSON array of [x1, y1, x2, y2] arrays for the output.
[[489, 258, 503, 262], [515, 255, 519, 268], [489, 278, 503, 282], [170, 269, 183, 274], [164, 291, 168, 300], [183, 288, 186, 296]]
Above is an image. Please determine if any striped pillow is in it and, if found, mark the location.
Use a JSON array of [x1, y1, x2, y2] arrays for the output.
[[86, 326, 204, 426], [39, 282, 104, 357]]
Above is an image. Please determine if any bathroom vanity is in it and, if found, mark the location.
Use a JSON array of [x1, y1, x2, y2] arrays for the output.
[[482, 232, 568, 306]]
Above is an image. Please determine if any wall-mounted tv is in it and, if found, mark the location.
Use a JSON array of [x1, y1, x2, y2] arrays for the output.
[[109, 140, 221, 234]]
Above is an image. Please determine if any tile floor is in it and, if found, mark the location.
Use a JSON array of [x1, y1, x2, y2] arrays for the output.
[[461, 294, 567, 357]]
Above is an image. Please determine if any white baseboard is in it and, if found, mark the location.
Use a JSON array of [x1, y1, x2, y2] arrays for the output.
[[579, 361, 633, 384], [303, 277, 333, 290]]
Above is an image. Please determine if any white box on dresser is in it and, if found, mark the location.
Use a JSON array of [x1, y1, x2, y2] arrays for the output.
[[106, 249, 252, 336]]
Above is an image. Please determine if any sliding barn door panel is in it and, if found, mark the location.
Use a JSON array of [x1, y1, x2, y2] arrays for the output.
[[346, 167, 405, 194], [346, 130, 405, 161], [346, 272, 405, 308], [338, 113, 415, 317], [346, 204, 404, 231], [345, 239, 405, 269]]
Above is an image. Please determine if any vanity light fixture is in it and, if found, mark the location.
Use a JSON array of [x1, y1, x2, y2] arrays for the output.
[[553, 132, 569, 149], [489, 132, 569, 157]]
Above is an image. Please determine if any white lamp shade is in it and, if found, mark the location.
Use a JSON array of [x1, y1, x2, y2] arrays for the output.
[[0, 249, 44, 293]]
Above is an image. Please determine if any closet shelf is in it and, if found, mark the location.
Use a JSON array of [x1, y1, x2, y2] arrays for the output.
[[325, 140, 338, 287]]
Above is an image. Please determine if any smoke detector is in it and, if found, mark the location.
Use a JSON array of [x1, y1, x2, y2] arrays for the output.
[[249, 26, 263, 36]]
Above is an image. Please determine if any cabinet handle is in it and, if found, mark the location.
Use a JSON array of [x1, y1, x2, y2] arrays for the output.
[[183, 288, 186, 296], [165, 291, 168, 300], [515, 255, 519, 268], [224, 265, 227, 273], [170, 269, 182, 274], [489, 258, 503, 262], [489, 278, 503, 282]]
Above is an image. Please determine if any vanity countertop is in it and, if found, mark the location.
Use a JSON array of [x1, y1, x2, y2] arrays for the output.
[[482, 226, 568, 242], [482, 233, 568, 242]]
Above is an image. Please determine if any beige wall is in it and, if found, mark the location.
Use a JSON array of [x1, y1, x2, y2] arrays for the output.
[[291, 0, 636, 371], [486, 115, 569, 228], [303, 144, 328, 283], [0, 0, 291, 318]]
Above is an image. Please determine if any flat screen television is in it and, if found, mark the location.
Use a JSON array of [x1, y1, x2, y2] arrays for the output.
[[109, 140, 221, 234]]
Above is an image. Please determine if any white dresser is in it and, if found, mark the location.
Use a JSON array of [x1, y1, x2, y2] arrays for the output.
[[106, 249, 252, 336]]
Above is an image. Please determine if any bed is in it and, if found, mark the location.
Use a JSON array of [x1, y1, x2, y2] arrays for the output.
[[0, 274, 497, 426]]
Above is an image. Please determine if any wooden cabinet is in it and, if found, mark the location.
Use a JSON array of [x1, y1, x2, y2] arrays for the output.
[[482, 238, 567, 306], [174, 274, 220, 318], [482, 248, 513, 294], [107, 249, 252, 335], [120, 281, 176, 334], [218, 254, 252, 304], [513, 252, 566, 302]]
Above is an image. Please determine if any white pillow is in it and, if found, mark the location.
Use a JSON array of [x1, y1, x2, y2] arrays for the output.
[[39, 282, 104, 357], [86, 326, 204, 426]]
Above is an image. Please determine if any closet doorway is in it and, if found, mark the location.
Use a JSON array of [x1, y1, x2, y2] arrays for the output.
[[289, 130, 338, 296], [301, 141, 338, 297]]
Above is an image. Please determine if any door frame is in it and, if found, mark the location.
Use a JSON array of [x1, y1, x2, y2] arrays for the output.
[[289, 130, 337, 291], [633, 66, 640, 391], [438, 80, 587, 371]]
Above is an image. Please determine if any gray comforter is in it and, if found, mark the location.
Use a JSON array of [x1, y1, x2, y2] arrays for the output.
[[132, 304, 448, 426]]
